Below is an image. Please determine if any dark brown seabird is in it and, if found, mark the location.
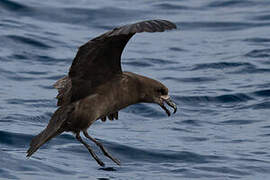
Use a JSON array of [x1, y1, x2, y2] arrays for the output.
[[27, 19, 177, 167]]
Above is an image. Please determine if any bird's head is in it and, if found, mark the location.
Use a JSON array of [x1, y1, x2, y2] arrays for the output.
[[138, 76, 177, 116]]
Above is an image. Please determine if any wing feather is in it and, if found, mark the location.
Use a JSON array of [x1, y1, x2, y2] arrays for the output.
[[54, 19, 176, 103]]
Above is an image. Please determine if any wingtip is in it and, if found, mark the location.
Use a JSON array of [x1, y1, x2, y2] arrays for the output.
[[158, 19, 177, 30], [109, 19, 177, 36], [147, 19, 177, 32]]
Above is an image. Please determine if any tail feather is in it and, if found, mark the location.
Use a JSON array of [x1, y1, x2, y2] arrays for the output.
[[26, 128, 63, 157], [27, 104, 75, 157]]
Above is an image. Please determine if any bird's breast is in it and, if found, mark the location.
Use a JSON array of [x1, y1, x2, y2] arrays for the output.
[[68, 74, 140, 129], [97, 75, 140, 115]]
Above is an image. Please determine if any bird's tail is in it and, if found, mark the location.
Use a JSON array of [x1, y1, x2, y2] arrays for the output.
[[26, 128, 63, 157], [27, 104, 75, 157]]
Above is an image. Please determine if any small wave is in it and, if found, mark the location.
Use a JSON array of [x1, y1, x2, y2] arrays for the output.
[[10, 54, 28, 60], [19, 71, 48, 75], [252, 89, 270, 97], [0, 168, 18, 180], [0, 0, 30, 11], [244, 37, 270, 43], [210, 94, 253, 103], [262, 125, 270, 129], [0, 150, 75, 177], [240, 165, 270, 174], [252, 14, 270, 21], [0, 130, 32, 146], [251, 151, 268, 155], [1, 63, 56, 81], [8, 53, 68, 65], [0, 67, 13, 76], [195, 166, 250, 176], [155, 3, 191, 10], [112, 144, 223, 164], [35, 55, 68, 64], [144, 58, 176, 65], [170, 127, 192, 133], [178, 21, 270, 31], [250, 102, 270, 109], [231, 66, 270, 74], [207, 0, 254, 8], [7, 35, 52, 49], [163, 76, 217, 83], [220, 120, 255, 125], [191, 62, 253, 70], [6, 75, 36, 81], [175, 119, 202, 126], [124, 58, 176, 68], [64, 7, 144, 21], [98, 167, 117, 172], [176, 93, 253, 104], [259, 133, 270, 137], [169, 47, 187, 52], [237, 157, 270, 163], [6, 98, 53, 105], [123, 61, 152, 67], [181, 136, 208, 142], [46, 7, 146, 27], [245, 49, 270, 58], [38, 85, 55, 90]]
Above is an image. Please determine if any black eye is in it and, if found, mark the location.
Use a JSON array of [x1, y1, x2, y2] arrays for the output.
[[157, 88, 166, 95]]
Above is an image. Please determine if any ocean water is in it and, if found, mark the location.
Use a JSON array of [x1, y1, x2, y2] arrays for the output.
[[1, 0, 270, 179]]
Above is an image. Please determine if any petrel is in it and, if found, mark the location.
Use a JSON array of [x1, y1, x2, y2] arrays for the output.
[[27, 19, 177, 167]]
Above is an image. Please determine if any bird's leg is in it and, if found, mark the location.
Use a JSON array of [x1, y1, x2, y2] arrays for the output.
[[75, 133, 105, 167], [83, 130, 121, 166]]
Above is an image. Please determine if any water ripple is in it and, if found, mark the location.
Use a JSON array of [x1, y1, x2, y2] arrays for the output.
[[251, 102, 270, 110], [195, 166, 250, 176], [154, 3, 192, 10], [164, 76, 217, 83], [0, 130, 31, 147], [244, 37, 270, 43], [207, 0, 255, 8], [252, 89, 270, 97], [113, 144, 223, 164], [192, 62, 254, 70], [0, 0, 30, 11], [245, 48, 270, 58], [6, 35, 52, 49], [176, 93, 253, 104], [252, 14, 270, 21], [220, 119, 256, 125], [179, 21, 270, 31]]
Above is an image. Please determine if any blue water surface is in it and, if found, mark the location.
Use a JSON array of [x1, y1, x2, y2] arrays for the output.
[[1, 0, 270, 179]]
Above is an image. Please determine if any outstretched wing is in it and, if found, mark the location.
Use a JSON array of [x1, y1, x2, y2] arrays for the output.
[[67, 19, 176, 103]]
